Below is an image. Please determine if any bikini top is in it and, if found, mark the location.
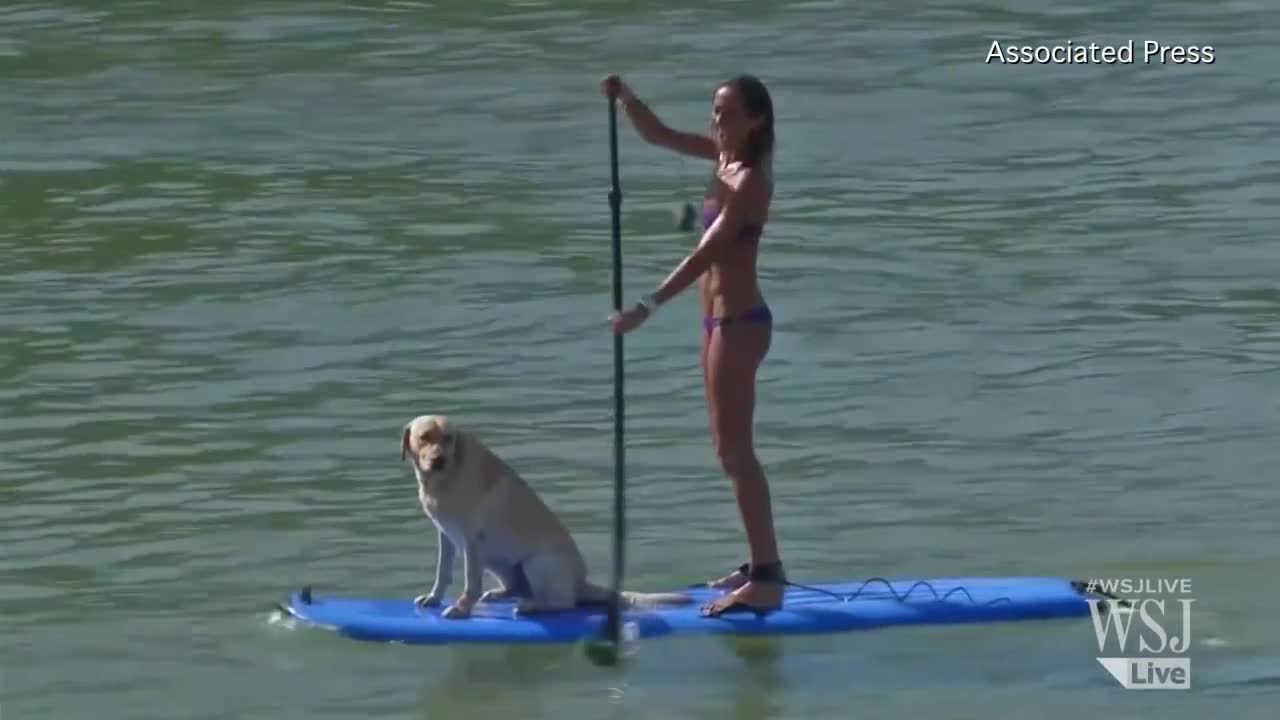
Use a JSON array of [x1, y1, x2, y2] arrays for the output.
[[701, 200, 764, 244]]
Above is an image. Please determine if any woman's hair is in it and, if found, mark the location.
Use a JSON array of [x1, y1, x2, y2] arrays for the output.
[[719, 74, 775, 168]]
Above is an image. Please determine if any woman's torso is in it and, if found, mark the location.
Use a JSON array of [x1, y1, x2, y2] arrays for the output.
[[698, 158, 772, 317]]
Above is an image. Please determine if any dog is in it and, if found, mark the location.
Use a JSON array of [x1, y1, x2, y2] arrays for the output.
[[400, 414, 693, 619]]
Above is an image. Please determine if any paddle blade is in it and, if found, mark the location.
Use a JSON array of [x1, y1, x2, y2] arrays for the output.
[[583, 636, 622, 667], [582, 619, 638, 669]]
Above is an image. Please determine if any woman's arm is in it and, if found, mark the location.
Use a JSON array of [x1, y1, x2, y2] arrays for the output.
[[647, 167, 769, 307], [608, 78, 718, 161]]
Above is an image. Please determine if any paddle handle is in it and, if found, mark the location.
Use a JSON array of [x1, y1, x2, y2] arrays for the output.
[[605, 88, 626, 650]]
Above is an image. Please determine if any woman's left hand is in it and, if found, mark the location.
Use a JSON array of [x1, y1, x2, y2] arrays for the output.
[[609, 305, 649, 335]]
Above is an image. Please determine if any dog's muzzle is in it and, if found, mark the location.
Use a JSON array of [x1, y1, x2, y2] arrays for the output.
[[429, 457, 446, 471]]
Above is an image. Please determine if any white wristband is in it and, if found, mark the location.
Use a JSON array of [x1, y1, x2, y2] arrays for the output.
[[637, 294, 658, 315]]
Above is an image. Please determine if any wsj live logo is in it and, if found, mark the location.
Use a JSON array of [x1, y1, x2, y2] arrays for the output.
[[1085, 577, 1194, 690]]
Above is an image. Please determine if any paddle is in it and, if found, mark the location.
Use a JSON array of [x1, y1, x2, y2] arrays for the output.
[[584, 80, 630, 668]]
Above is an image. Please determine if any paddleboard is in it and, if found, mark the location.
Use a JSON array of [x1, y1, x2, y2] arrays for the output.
[[277, 576, 1112, 645]]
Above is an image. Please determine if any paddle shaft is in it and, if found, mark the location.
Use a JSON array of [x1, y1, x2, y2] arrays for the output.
[[605, 90, 626, 649]]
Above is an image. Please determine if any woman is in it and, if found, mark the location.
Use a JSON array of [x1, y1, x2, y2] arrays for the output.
[[603, 73, 785, 617]]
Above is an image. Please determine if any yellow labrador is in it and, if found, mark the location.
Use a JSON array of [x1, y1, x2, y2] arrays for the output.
[[401, 414, 692, 619]]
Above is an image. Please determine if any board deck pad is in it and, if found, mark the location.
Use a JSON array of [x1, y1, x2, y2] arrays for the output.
[[278, 576, 1103, 645]]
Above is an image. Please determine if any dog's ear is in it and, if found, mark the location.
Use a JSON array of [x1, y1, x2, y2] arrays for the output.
[[400, 423, 412, 461]]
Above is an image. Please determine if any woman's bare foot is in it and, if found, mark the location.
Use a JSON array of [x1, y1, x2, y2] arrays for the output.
[[700, 562, 787, 617]]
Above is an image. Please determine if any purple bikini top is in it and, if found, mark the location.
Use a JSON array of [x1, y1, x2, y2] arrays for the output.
[[702, 201, 764, 243]]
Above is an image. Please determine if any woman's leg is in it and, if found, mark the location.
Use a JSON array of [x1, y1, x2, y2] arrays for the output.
[[701, 324, 749, 590], [701, 319, 783, 614]]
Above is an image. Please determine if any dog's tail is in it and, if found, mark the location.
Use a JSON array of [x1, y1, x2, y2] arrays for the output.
[[581, 582, 695, 609]]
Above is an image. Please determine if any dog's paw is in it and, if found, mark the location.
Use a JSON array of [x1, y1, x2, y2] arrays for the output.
[[514, 599, 542, 616], [441, 602, 473, 619], [414, 592, 444, 608], [479, 588, 514, 604]]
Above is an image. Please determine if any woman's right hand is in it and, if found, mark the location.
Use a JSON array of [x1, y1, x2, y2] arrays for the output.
[[600, 74, 632, 102]]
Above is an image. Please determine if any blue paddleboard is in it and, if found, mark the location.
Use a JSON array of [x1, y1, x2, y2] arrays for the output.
[[278, 576, 1108, 645]]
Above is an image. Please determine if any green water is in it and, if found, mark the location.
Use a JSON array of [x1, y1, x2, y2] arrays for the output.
[[3, 1, 1278, 717]]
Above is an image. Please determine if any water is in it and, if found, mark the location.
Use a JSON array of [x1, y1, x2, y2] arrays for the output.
[[3, 1, 1279, 717]]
